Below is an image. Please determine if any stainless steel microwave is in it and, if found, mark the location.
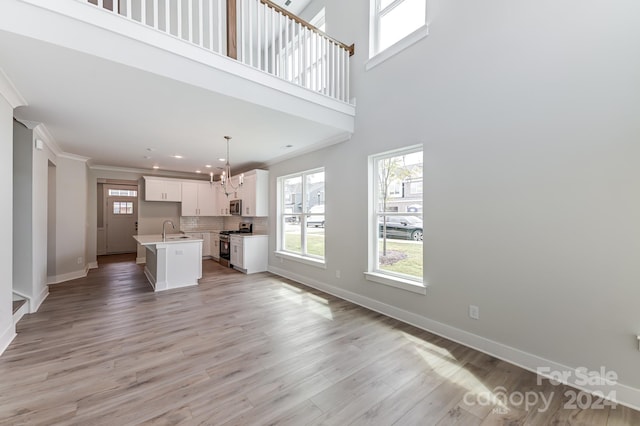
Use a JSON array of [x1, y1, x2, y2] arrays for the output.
[[229, 199, 242, 215]]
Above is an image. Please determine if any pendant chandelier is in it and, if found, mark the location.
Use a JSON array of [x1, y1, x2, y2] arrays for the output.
[[219, 136, 243, 197]]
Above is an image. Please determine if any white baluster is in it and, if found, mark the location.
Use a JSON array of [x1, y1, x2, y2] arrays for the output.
[[187, 0, 193, 42], [278, 12, 283, 78], [198, 0, 203, 47], [141, 0, 146, 24], [126, 0, 132, 18], [177, 0, 182, 39], [345, 48, 350, 102], [297, 23, 303, 84], [165, 0, 170, 33], [97, 0, 103, 8], [271, 8, 275, 74], [330, 42, 336, 98], [217, 0, 223, 53], [257, 2, 262, 70], [153, 0, 159, 29], [240, 0, 246, 62], [316, 32, 321, 91], [248, 0, 254, 66], [284, 15, 289, 81]]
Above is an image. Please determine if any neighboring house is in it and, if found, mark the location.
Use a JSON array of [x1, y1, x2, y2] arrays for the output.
[[1, 0, 639, 410]]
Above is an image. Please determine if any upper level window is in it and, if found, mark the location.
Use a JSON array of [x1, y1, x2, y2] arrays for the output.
[[277, 168, 325, 266], [366, 145, 424, 293], [369, 0, 428, 65]]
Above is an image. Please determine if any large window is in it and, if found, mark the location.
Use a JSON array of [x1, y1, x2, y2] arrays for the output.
[[368, 146, 424, 291], [278, 168, 325, 263], [370, 0, 427, 57]]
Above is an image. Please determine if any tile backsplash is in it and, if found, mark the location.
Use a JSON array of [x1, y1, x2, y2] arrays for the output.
[[180, 216, 268, 233]]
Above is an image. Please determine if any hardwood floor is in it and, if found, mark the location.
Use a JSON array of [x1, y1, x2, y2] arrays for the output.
[[1, 255, 638, 425]]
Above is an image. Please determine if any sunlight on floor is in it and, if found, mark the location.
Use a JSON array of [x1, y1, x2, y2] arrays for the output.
[[277, 283, 334, 320], [403, 331, 507, 412]]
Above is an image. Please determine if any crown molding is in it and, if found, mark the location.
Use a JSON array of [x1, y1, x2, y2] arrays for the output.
[[89, 164, 203, 179], [0, 68, 27, 108]]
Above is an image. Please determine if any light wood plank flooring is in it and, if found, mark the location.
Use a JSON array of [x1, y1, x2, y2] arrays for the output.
[[0, 254, 638, 425]]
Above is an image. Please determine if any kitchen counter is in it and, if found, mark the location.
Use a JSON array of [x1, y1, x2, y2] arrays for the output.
[[133, 234, 203, 292]]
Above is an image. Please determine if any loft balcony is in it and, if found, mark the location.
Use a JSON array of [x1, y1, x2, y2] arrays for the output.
[[0, 0, 355, 172]]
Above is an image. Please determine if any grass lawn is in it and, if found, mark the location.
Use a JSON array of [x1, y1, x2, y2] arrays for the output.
[[284, 232, 325, 257], [284, 231, 422, 278], [379, 240, 423, 278]]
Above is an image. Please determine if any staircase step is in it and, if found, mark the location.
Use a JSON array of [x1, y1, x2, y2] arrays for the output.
[[12, 299, 26, 315]]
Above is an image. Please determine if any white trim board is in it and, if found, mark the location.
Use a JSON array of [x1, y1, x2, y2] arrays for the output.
[[267, 265, 640, 411], [47, 267, 89, 285], [32, 287, 49, 313], [0, 324, 16, 357]]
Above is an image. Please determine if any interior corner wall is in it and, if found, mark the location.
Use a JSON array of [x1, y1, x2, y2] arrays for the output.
[[53, 156, 88, 282], [0, 96, 14, 352], [12, 121, 33, 297], [268, 0, 640, 401]]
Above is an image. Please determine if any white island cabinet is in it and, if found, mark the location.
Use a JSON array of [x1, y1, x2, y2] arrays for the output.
[[134, 234, 203, 291], [230, 234, 268, 274]]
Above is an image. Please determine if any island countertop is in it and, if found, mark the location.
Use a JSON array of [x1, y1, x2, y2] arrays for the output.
[[134, 234, 204, 246]]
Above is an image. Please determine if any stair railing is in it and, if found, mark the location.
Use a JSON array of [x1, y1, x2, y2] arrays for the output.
[[85, 0, 353, 103]]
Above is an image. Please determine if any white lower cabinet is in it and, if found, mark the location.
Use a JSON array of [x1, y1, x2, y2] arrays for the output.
[[210, 232, 220, 260], [184, 232, 211, 258], [230, 235, 268, 274]]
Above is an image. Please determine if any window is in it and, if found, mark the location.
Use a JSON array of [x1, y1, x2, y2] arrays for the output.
[[370, 0, 428, 61], [367, 146, 424, 292], [278, 168, 325, 264], [108, 189, 137, 197], [113, 201, 134, 215]]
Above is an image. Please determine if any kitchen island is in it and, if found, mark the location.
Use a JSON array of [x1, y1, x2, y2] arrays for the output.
[[133, 234, 203, 292]]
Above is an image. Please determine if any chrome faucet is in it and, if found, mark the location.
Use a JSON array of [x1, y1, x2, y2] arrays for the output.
[[162, 220, 175, 241]]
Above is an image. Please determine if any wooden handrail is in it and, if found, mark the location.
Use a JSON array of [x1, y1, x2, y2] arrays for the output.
[[259, 0, 354, 56]]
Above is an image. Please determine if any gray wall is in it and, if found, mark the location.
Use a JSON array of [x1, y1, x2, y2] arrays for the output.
[[0, 95, 14, 350], [12, 121, 33, 297], [271, 0, 640, 391], [54, 156, 88, 280]]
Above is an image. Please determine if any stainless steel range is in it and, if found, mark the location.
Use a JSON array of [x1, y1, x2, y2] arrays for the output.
[[218, 223, 252, 267]]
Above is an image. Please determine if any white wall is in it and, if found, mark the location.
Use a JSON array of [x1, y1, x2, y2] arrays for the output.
[[0, 95, 14, 353], [271, 0, 640, 401], [52, 156, 88, 282], [12, 123, 51, 310], [12, 121, 33, 298]]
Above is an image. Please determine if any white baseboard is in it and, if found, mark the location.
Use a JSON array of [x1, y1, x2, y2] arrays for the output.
[[136, 257, 146, 265], [267, 265, 640, 411], [0, 323, 16, 356], [32, 286, 49, 313], [13, 302, 28, 325], [47, 268, 88, 285], [88, 261, 98, 269]]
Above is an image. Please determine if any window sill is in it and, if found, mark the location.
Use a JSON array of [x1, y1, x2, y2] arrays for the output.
[[364, 272, 427, 295], [275, 251, 326, 269], [366, 24, 430, 71]]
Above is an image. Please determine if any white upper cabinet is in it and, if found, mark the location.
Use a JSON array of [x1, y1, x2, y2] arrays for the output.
[[242, 170, 269, 217], [215, 184, 230, 216], [144, 177, 182, 202], [181, 182, 217, 216]]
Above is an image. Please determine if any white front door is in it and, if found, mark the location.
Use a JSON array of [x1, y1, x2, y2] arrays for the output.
[[106, 196, 138, 254]]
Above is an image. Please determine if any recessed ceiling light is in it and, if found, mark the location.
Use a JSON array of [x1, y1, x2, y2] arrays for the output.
[[144, 155, 152, 159], [205, 164, 212, 168], [152, 165, 160, 169], [146, 148, 155, 152], [219, 158, 226, 162], [196, 170, 201, 173], [173, 155, 183, 159], [285, 144, 293, 148]]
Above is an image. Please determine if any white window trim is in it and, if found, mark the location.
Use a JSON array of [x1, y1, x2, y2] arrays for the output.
[[368, 144, 425, 294], [275, 251, 327, 269], [364, 272, 427, 295], [366, 24, 429, 71], [276, 168, 326, 264]]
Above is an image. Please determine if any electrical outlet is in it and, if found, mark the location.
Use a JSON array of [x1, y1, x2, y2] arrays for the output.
[[469, 305, 480, 320], [76, 257, 83, 265], [336, 270, 341, 278]]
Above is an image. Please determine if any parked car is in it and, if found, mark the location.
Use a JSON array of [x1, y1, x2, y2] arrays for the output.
[[379, 216, 423, 241], [306, 204, 325, 227]]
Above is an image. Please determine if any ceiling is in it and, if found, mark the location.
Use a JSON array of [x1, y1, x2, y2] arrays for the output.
[[0, 0, 339, 177]]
